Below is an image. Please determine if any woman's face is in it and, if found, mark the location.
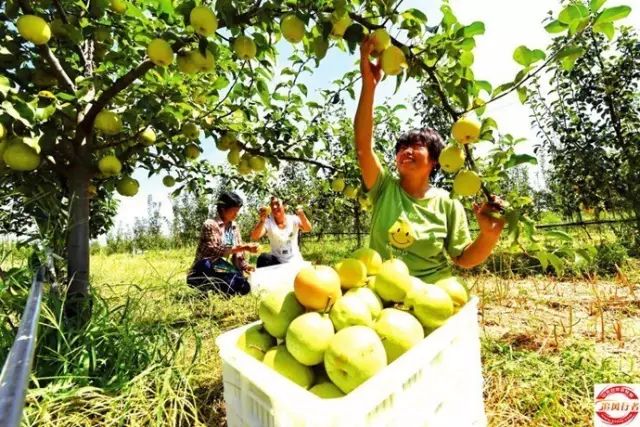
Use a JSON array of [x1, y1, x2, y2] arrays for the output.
[[395, 142, 435, 178], [221, 206, 241, 223], [270, 197, 285, 218]]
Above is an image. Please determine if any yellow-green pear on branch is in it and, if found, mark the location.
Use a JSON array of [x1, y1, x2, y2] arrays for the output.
[[110, 0, 127, 14], [331, 178, 345, 192], [190, 6, 217, 37], [452, 116, 481, 144], [139, 127, 156, 145], [116, 176, 139, 197], [94, 110, 122, 135], [17, 15, 51, 45], [181, 122, 200, 139], [87, 183, 98, 198], [380, 45, 407, 76], [162, 176, 176, 187], [438, 144, 465, 173], [371, 28, 391, 57], [280, 14, 305, 44], [98, 155, 122, 177], [2, 139, 40, 171], [184, 143, 201, 160], [238, 159, 252, 175], [233, 35, 257, 60], [249, 155, 266, 171], [216, 133, 237, 151], [147, 38, 174, 66], [330, 13, 352, 38], [453, 170, 481, 196], [177, 54, 198, 74], [189, 50, 215, 72], [344, 185, 358, 199], [227, 148, 241, 165]]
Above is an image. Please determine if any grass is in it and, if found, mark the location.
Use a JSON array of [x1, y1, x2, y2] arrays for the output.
[[3, 242, 639, 426]]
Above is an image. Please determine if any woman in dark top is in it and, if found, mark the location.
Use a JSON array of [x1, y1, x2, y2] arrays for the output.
[[187, 191, 259, 295]]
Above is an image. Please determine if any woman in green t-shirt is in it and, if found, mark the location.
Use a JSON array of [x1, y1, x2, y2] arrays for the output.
[[353, 37, 506, 283]]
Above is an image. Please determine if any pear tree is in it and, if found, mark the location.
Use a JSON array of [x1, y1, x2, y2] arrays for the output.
[[0, 0, 632, 305]]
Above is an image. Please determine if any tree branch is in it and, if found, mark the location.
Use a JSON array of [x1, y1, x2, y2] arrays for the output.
[[18, 0, 76, 93], [348, 13, 462, 118], [470, 25, 593, 113], [51, 0, 90, 72]]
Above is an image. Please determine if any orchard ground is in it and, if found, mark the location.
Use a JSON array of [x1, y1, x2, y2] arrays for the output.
[[8, 240, 637, 427]]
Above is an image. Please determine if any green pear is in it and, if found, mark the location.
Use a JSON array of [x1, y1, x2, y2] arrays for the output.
[[435, 276, 469, 312], [324, 326, 387, 394], [285, 312, 334, 366], [374, 308, 424, 363], [236, 323, 276, 360], [345, 287, 383, 320], [309, 382, 345, 398], [352, 247, 383, 275], [258, 290, 304, 339], [374, 259, 412, 302], [329, 293, 373, 331], [404, 283, 454, 332], [263, 345, 314, 389]]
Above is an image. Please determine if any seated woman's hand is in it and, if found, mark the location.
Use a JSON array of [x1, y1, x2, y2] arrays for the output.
[[473, 195, 507, 237], [242, 243, 260, 254], [231, 243, 260, 254]]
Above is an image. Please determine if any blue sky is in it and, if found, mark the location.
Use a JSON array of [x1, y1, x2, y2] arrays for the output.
[[110, 0, 639, 235]]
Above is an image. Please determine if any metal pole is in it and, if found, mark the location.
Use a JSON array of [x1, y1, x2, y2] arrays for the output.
[[0, 266, 46, 427]]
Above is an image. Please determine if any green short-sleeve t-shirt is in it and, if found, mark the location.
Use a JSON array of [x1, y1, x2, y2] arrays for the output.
[[367, 169, 472, 283]]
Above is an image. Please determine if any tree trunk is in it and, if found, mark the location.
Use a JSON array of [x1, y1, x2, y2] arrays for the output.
[[67, 165, 91, 297]]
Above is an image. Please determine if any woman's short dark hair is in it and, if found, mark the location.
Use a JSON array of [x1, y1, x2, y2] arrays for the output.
[[394, 128, 445, 174], [216, 191, 243, 211]]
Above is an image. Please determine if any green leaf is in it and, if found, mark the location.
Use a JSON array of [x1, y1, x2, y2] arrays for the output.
[[256, 79, 270, 106], [545, 20, 568, 34], [513, 46, 546, 66], [547, 252, 564, 276], [460, 51, 474, 67], [459, 38, 475, 51], [514, 66, 532, 84], [558, 4, 589, 24], [535, 251, 549, 271], [2, 100, 33, 125], [343, 23, 365, 52], [505, 153, 537, 168], [594, 6, 631, 25], [505, 209, 521, 244], [593, 21, 615, 40], [475, 80, 492, 94], [590, 0, 607, 12], [544, 230, 573, 242], [462, 21, 485, 37], [212, 75, 229, 90], [568, 18, 590, 35], [516, 87, 528, 104], [480, 117, 498, 132], [493, 82, 514, 96], [0, 76, 10, 96], [403, 8, 428, 23], [556, 46, 585, 71]]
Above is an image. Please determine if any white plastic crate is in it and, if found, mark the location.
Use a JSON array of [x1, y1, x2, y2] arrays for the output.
[[216, 297, 487, 427], [248, 261, 311, 296]]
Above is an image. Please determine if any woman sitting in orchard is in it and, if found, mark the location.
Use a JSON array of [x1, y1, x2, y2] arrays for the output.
[[187, 191, 259, 295], [354, 37, 506, 284], [250, 196, 313, 268]]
